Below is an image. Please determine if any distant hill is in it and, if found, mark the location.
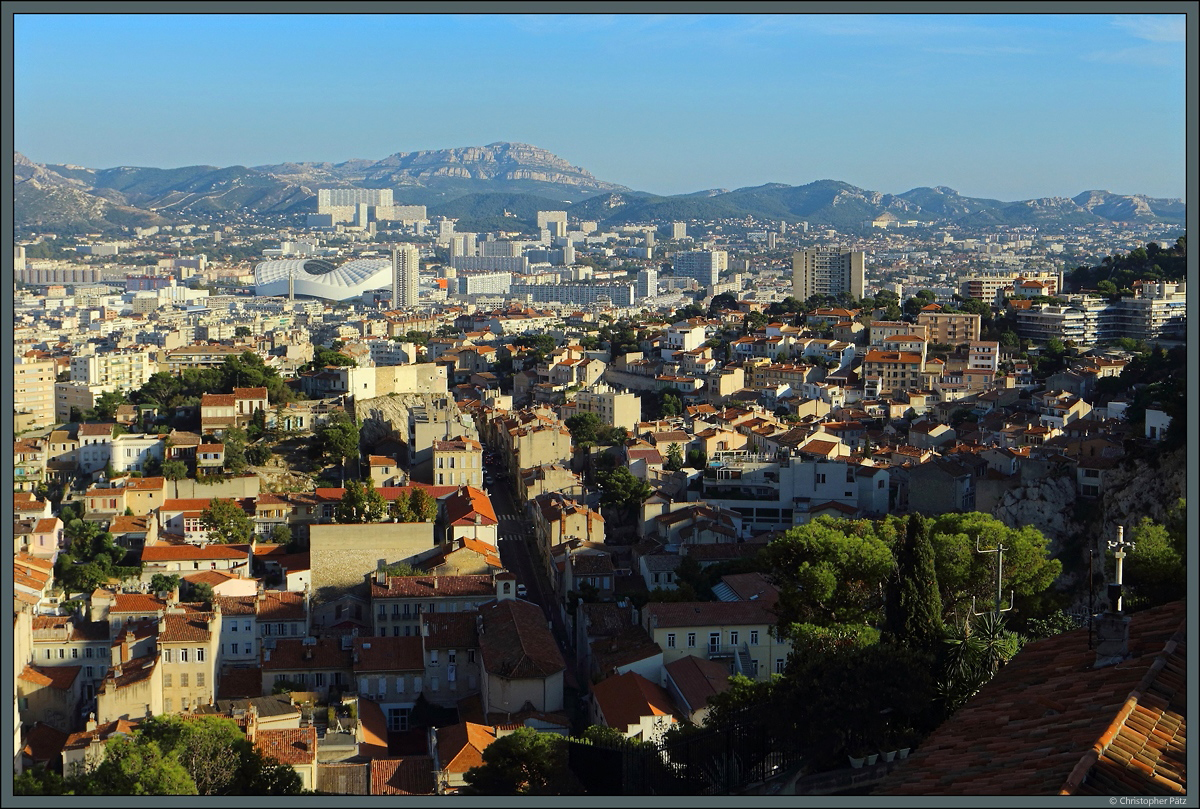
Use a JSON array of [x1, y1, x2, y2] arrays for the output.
[[13, 146, 1185, 232]]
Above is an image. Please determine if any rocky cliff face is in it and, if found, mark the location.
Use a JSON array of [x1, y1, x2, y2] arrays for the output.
[[989, 447, 1186, 592]]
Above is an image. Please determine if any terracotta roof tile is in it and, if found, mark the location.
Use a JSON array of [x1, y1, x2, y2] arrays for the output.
[[370, 757, 436, 795], [881, 601, 1186, 796], [436, 721, 496, 774], [254, 727, 317, 765], [353, 636, 425, 673], [592, 671, 677, 732], [478, 599, 564, 679], [371, 574, 495, 599]]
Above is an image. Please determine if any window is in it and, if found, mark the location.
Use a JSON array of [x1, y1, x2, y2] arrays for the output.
[[58, 649, 65, 659], [387, 708, 410, 732], [413, 676, 422, 692], [750, 630, 759, 646], [180, 674, 189, 687], [729, 631, 739, 646], [378, 605, 387, 618], [396, 676, 405, 693], [164, 674, 173, 687], [196, 648, 205, 663], [404, 625, 411, 637], [315, 673, 326, 687], [430, 650, 439, 666], [277, 623, 285, 635], [86, 647, 94, 658], [468, 650, 476, 663], [448, 650, 456, 664], [165, 698, 173, 712], [72, 648, 79, 659], [687, 633, 696, 648], [652, 572, 660, 584], [667, 633, 676, 648], [775, 658, 786, 674], [86, 666, 94, 679], [709, 632, 721, 653], [180, 649, 189, 663], [197, 673, 205, 688], [231, 622, 238, 633], [392, 604, 401, 616], [163, 649, 173, 663]]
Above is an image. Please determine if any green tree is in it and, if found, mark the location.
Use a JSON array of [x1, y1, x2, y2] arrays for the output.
[[565, 412, 601, 447], [76, 735, 198, 795], [137, 715, 247, 795], [462, 727, 575, 795], [201, 498, 254, 544], [1122, 502, 1186, 609], [389, 493, 417, 523], [220, 427, 249, 475], [885, 515, 944, 650], [14, 765, 73, 795], [409, 487, 438, 522], [335, 479, 387, 523], [244, 443, 271, 466], [664, 442, 684, 472], [269, 524, 292, 546], [317, 412, 360, 482], [237, 747, 303, 795], [939, 610, 1022, 714], [762, 517, 896, 629], [660, 392, 683, 418], [925, 513, 1061, 621], [93, 389, 129, 422], [235, 326, 252, 338], [149, 573, 181, 595], [597, 466, 652, 526], [162, 459, 189, 481], [191, 581, 215, 603], [686, 448, 707, 469]]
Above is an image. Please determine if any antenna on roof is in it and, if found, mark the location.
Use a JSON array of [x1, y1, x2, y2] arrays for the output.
[[971, 538, 1014, 619]]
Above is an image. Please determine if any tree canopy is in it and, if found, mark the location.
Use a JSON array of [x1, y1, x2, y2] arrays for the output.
[[201, 498, 254, 544], [462, 727, 579, 795], [335, 479, 387, 523]]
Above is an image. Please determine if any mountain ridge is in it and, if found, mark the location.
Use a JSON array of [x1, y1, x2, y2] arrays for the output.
[[13, 145, 1185, 232]]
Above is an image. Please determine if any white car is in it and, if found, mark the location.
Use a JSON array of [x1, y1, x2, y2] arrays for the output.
[[516, 583, 528, 597]]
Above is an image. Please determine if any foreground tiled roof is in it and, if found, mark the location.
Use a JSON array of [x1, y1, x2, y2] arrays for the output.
[[254, 726, 317, 765], [592, 671, 677, 733], [370, 757, 436, 795], [664, 654, 734, 715], [880, 601, 1187, 796], [436, 721, 496, 774]]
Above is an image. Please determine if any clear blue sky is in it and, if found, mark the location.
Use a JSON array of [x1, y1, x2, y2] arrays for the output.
[[14, 12, 1187, 200]]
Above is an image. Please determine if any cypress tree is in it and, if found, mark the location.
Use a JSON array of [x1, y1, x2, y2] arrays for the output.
[[887, 514, 944, 650]]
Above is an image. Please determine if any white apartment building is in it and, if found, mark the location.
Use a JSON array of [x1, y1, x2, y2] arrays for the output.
[[791, 248, 865, 301], [70, 350, 157, 392], [672, 250, 727, 287], [14, 356, 57, 432], [391, 244, 421, 309]]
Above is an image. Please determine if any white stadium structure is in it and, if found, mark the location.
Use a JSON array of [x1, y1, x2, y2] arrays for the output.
[[254, 257, 393, 301]]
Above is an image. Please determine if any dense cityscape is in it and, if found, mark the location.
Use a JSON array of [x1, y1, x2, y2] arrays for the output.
[[10, 10, 1189, 802]]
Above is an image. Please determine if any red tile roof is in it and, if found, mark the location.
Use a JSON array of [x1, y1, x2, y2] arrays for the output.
[[443, 486, 498, 527], [644, 601, 777, 629], [142, 544, 247, 562], [436, 721, 496, 774], [353, 636, 424, 673], [159, 610, 214, 643], [370, 574, 495, 599], [664, 655, 734, 714], [370, 757, 436, 795], [256, 590, 306, 622], [478, 599, 564, 680], [881, 601, 1187, 796], [254, 726, 317, 765], [20, 664, 82, 690], [592, 671, 676, 732]]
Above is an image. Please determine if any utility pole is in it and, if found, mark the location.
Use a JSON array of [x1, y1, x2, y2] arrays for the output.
[[1107, 525, 1134, 613]]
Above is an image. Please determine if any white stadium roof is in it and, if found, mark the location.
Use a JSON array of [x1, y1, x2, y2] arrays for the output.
[[254, 257, 391, 301]]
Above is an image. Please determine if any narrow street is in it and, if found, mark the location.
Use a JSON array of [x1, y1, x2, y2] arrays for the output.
[[484, 446, 582, 697]]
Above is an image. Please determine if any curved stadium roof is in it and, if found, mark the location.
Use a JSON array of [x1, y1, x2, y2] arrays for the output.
[[254, 258, 391, 301]]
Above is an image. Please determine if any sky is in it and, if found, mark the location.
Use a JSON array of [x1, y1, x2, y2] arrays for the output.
[[13, 11, 1189, 201]]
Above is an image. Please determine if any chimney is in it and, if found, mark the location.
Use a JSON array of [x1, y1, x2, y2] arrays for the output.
[[433, 575, 438, 590], [86, 713, 97, 732], [246, 704, 259, 743], [123, 630, 135, 664], [169, 583, 180, 605]]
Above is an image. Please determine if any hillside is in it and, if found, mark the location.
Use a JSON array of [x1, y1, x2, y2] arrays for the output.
[[14, 146, 1186, 231]]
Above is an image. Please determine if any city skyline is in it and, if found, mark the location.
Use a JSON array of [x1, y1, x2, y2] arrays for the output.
[[13, 11, 1189, 201]]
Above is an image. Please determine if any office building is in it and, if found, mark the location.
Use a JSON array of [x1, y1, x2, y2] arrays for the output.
[[791, 248, 865, 300], [672, 250, 728, 288], [391, 244, 421, 309]]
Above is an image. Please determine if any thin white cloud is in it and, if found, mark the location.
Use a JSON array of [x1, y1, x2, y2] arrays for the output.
[[1084, 45, 1184, 68], [1110, 15, 1186, 43], [925, 45, 1035, 57]]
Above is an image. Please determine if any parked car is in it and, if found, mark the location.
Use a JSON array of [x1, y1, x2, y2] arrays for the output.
[[516, 583, 527, 597]]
